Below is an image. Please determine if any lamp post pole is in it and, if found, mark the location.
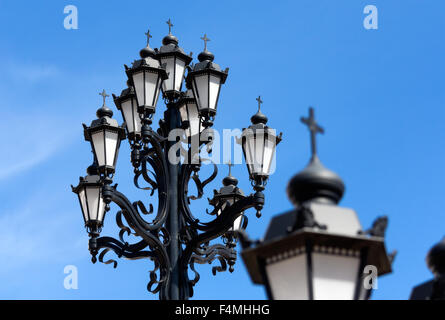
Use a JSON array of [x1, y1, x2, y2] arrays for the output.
[[166, 105, 181, 300]]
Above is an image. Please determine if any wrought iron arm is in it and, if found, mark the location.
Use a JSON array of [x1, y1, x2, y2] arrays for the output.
[[95, 184, 171, 298], [132, 127, 170, 231]]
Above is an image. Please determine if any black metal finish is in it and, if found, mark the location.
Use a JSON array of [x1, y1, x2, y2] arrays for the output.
[[73, 25, 278, 300]]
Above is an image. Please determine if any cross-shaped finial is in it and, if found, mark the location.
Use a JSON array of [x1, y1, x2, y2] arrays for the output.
[[166, 18, 173, 34], [301, 107, 324, 158], [99, 89, 109, 107], [144, 29, 152, 46], [256, 95, 263, 111], [201, 34, 210, 51], [226, 160, 234, 176]]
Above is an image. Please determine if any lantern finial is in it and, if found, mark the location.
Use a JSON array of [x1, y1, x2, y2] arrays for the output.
[[140, 28, 156, 58], [201, 33, 210, 51], [166, 18, 173, 34], [97, 89, 113, 118], [144, 29, 152, 46], [301, 107, 324, 159], [223, 160, 238, 186], [251, 95, 268, 124]]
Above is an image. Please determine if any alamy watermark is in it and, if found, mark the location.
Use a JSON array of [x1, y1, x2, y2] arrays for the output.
[[63, 5, 78, 30], [63, 265, 78, 290], [363, 5, 378, 30], [363, 264, 378, 290], [166, 127, 278, 175]]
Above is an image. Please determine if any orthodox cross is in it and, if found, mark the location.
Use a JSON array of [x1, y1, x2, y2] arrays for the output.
[[99, 89, 109, 107], [301, 107, 324, 157], [201, 34, 210, 51], [145, 29, 152, 46], [166, 19, 173, 34], [256, 95, 263, 111]]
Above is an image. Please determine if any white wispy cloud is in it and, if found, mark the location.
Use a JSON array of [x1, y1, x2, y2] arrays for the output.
[[0, 190, 84, 273], [6, 62, 59, 82]]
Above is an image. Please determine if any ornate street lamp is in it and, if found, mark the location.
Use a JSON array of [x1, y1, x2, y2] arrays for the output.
[[157, 19, 193, 101], [186, 34, 228, 128], [124, 30, 168, 119], [240, 107, 394, 300], [178, 89, 203, 139], [72, 22, 281, 300], [112, 84, 141, 141], [82, 90, 126, 176], [71, 163, 106, 236], [242, 96, 282, 202], [410, 238, 445, 300]]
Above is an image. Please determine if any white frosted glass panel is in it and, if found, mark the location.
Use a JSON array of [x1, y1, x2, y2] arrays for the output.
[[193, 75, 209, 110], [144, 71, 158, 107], [91, 131, 105, 166], [208, 74, 221, 111], [266, 255, 308, 300], [97, 194, 106, 223], [312, 253, 359, 300], [232, 215, 243, 231], [243, 138, 254, 175], [121, 99, 135, 133], [253, 131, 264, 174], [161, 57, 175, 92], [78, 189, 88, 222], [86, 187, 100, 221], [174, 59, 186, 92], [132, 72, 145, 106], [132, 98, 142, 134], [104, 131, 118, 166], [262, 136, 276, 176], [188, 103, 200, 137]]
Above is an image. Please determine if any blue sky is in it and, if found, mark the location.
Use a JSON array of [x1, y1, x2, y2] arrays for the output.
[[0, 0, 443, 300]]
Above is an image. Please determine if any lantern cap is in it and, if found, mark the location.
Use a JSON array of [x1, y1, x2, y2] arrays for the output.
[[251, 96, 268, 124], [86, 162, 99, 176], [162, 34, 179, 46], [427, 237, 445, 277], [287, 155, 345, 205], [140, 29, 155, 58], [222, 161, 238, 186]]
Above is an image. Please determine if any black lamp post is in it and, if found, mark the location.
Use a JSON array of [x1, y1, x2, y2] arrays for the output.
[[239, 107, 394, 300], [72, 21, 281, 300]]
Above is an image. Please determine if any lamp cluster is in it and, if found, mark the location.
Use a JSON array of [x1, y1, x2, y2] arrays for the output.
[[72, 21, 281, 300]]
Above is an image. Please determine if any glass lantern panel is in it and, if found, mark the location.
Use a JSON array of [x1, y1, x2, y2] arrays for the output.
[[262, 134, 277, 176], [91, 131, 105, 167], [160, 56, 175, 93], [193, 74, 209, 111], [97, 192, 106, 223], [121, 98, 137, 134], [188, 102, 200, 137], [242, 134, 255, 176], [266, 254, 309, 300], [253, 131, 265, 174], [208, 74, 221, 111], [86, 186, 101, 221], [312, 253, 360, 300], [104, 130, 118, 167], [174, 58, 186, 92], [78, 188, 89, 223], [132, 71, 145, 107], [144, 71, 160, 107]]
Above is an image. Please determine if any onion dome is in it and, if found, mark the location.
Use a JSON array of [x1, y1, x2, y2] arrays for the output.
[[287, 155, 345, 205], [427, 237, 445, 277]]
